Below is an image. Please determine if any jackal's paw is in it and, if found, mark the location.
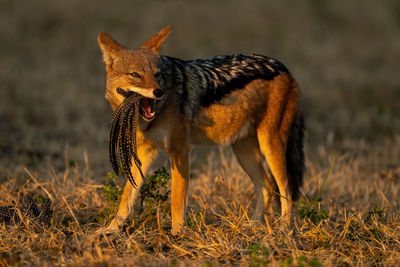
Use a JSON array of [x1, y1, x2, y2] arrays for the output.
[[280, 214, 293, 226], [275, 215, 293, 232], [251, 213, 264, 223], [95, 220, 121, 236], [171, 224, 184, 236]]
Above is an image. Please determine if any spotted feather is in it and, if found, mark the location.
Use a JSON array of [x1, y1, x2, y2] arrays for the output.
[[109, 89, 145, 187]]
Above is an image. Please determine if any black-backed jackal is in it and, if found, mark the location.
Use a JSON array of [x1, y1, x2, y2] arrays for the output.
[[98, 26, 305, 235]]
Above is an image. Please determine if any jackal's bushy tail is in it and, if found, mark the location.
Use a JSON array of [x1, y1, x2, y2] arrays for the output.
[[286, 111, 305, 201]]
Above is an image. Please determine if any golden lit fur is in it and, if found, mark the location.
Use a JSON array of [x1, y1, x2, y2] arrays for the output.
[[97, 26, 304, 235]]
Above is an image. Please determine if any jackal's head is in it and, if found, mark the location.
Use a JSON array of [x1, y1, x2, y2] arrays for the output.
[[98, 26, 172, 121]]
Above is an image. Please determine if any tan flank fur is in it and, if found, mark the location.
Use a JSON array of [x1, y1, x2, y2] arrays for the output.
[[97, 26, 305, 235]]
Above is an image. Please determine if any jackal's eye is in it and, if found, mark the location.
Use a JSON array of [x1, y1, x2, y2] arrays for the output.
[[129, 72, 141, 78]]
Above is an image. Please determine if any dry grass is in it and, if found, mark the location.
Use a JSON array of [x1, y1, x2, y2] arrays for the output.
[[1, 0, 400, 266], [1, 148, 399, 266]]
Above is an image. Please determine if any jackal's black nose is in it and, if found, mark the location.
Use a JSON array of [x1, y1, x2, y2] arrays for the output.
[[153, 89, 164, 98]]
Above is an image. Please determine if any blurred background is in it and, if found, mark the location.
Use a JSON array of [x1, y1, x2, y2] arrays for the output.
[[1, 0, 399, 181]]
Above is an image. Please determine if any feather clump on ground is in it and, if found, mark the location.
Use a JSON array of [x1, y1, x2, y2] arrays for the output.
[[109, 88, 145, 187], [0, 194, 51, 226]]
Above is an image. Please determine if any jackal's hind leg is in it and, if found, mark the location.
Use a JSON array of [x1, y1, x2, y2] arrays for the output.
[[256, 88, 299, 227], [231, 134, 276, 223], [256, 113, 298, 226], [257, 131, 292, 226]]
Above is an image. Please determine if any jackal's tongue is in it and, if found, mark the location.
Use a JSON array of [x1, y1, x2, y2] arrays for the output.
[[141, 98, 155, 119]]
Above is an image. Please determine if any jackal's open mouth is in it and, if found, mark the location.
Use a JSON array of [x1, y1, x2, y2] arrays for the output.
[[139, 97, 155, 121]]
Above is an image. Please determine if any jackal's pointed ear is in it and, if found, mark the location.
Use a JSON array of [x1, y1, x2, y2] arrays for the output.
[[139, 25, 172, 54], [98, 32, 125, 68]]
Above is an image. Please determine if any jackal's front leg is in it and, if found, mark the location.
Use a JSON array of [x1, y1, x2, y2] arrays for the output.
[[169, 148, 189, 236], [97, 143, 158, 234]]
